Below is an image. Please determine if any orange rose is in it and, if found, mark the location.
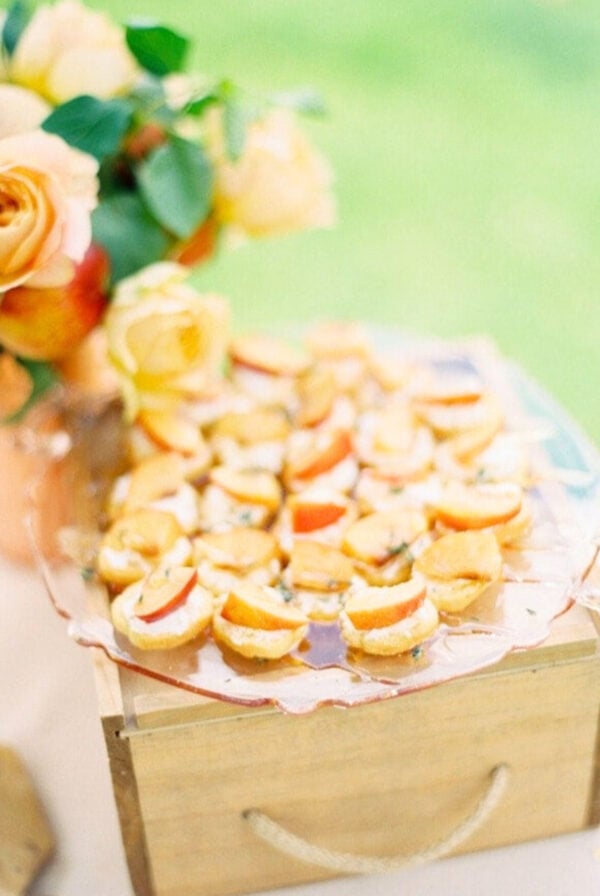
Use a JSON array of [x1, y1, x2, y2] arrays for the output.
[[207, 108, 336, 238], [105, 262, 230, 419], [0, 243, 109, 361], [0, 129, 98, 292], [9, 0, 138, 104], [0, 84, 51, 139]]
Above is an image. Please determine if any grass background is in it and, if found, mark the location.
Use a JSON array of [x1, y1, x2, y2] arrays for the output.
[[72, 3, 600, 442]]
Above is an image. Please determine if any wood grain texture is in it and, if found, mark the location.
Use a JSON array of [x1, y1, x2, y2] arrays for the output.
[[131, 654, 599, 896], [0, 746, 54, 896], [93, 604, 600, 896], [587, 603, 600, 825], [94, 651, 155, 896]]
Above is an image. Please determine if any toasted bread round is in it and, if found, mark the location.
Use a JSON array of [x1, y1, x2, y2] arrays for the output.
[[340, 596, 438, 656], [422, 578, 493, 613], [212, 583, 309, 659], [111, 576, 213, 649], [490, 499, 533, 546], [97, 510, 192, 588], [414, 530, 503, 613], [212, 613, 308, 659]]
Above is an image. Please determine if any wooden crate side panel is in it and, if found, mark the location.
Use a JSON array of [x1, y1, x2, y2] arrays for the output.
[[586, 609, 600, 826], [128, 657, 600, 896], [101, 713, 155, 896], [93, 650, 155, 894], [587, 698, 600, 826]]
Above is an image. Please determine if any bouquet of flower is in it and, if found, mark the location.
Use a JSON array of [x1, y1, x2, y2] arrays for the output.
[[0, 0, 334, 422]]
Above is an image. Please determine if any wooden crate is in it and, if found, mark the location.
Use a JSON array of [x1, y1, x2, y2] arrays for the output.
[[94, 601, 600, 896]]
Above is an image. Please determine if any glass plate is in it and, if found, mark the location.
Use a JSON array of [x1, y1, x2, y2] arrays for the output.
[[29, 333, 600, 715]]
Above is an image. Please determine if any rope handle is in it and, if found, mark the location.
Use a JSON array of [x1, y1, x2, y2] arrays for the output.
[[242, 763, 510, 875]]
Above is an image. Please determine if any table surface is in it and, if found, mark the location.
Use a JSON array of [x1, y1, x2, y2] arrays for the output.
[[2, 552, 600, 896]]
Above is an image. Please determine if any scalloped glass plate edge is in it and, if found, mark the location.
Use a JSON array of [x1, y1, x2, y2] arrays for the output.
[[25, 331, 600, 715]]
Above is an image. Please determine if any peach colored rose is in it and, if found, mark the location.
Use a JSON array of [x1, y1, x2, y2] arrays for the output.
[[9, 0, 138, 103], [0, 243, 109, 361], [105, 262, 230, 420], [0, 129, 98, 292], [0, 84, 51, 138], [207, 108, 336, 238]]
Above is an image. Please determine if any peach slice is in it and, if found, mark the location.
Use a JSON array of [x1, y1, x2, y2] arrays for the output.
[[210, 408, 290, 444], [230, 334, 310, 377], [287, 430, 353, 481], [342, 508, 428, 566], [412, 374, 483, 406], [414, 530, 503, 582], [414, 393, 503, 439], [210, 465, 282, 511], [122, 452, 185, 515], [363, 427, 435, 483], [138, 409, 204, 456], [111, 576, 213, 650], [289, 494, 348, 533], [295, 366, 337, 428], [126, 424, 212, 484], [340, 582, 439, 655], [288, 540, 355, 592], [102, 509, 184, 558], [344, 578, 426, 630], [304, 320, 371, 359], [368, 355, 415, 392], [134, 567, 199, 622], [221, 582, 308, 631], [431, 481, 522, 530], [193, 527, 278, 570], [370, 403, 416, 455], [443, 416, 503, 464]]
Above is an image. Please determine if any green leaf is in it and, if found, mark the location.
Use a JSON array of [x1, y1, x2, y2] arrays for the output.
[[97, 154, 130, 198], [184, 90, 219, 117], [4, 359, 58, 425], [126, 23, 189, 76], [42, 96, 133, 161], [127, 78, 175, 126], [91, 193, 171, 283], [128, 78, 166, 113], [2, 0, 30, 56], [224, 99, 247, 162], [270, 88, 327, 116], [137, 135, 213, 239]]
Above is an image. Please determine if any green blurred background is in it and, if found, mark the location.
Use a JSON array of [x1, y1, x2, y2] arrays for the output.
[[99, 3, 600, 442]]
